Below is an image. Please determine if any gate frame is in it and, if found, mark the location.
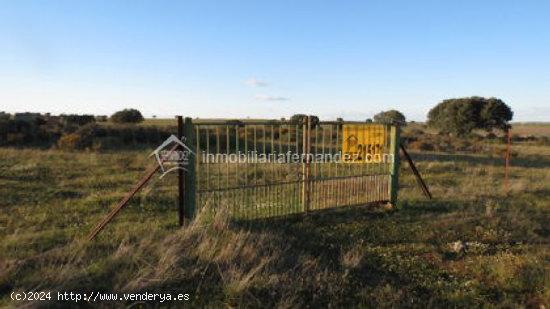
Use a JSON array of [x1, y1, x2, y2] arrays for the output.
[[178, 116, 401, 220]]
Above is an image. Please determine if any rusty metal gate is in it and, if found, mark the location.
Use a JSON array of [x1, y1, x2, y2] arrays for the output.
[[180, 117, 400, 220]]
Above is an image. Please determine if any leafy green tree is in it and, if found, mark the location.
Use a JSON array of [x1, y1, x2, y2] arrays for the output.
[[427, 97, 512, 136], [0, 112, 10, 121], [110, 108, 144, 124], [479, 98, 513, 131], [289, 114, 319, 127], [373, 110, 406, 125]]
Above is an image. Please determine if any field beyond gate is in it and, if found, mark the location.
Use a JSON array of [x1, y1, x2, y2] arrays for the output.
[[0, 122, 548, 307], [189, 119, 400, 219]]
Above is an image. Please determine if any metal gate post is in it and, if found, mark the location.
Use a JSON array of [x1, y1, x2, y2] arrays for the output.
[[301, 116, 312, 213], [177, 116, 184, 225], [183, 117, 196, 219], [389, 124, 401, 206]]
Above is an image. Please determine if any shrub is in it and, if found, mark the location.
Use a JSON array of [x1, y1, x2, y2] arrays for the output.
[[0, 116, 9, 143], [225, 119, 244, 127], [110, 109, 144, 124], [373, 110, 406, 125], [0, 116, 55, 146], [0, 112, 10, 121], [411, 128, 425, 135], [535, 136, 550, 146], [60, 114, 96, 126], [57, 124, 96, 150], [409, 141, 435, 151], [57, 133, 84, 150], [289, 114, 319, 127]]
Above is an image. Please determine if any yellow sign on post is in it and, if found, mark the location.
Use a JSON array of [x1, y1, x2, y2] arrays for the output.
[[342, 124, 387, 163]]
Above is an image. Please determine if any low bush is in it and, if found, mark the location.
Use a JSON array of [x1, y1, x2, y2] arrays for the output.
[[110, 109, 144, 124], [409, 141, 435, 151], [60, 114, 96, 126], [57, 124, 95, 150], [57, 133, 85, 150]]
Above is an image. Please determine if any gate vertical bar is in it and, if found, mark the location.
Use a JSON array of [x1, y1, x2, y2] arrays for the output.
[[389, 124, 401, 206], [177, 116, 184, 225], [306, 116, 312, 212], [183, 117, 196, 219], [301, 118, 307, 212]]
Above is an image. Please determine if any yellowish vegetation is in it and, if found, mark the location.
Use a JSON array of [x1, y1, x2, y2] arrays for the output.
[[0, 124, 548, 307]]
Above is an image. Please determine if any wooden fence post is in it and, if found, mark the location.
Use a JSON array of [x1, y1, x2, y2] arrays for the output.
[[389, 124, 401, 206], [183, 117, 196, 220]]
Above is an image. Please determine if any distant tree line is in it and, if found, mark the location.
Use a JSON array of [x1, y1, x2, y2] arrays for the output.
[[0, 100, 515, 149], [0, 108, 146, 148]]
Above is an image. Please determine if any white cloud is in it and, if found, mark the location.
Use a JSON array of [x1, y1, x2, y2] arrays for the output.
[[244, 77, 268, 87], [255, 94, 290, 101]]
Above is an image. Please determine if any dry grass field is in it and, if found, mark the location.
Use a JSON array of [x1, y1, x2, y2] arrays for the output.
[[511, 122, 550, 138], [0, 122, 548, 307]]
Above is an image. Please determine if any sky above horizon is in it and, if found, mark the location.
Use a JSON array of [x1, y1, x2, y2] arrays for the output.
[[1, 1, 549, 121]]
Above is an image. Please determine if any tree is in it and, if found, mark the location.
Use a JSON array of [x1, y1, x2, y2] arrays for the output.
[[0, 112, 10, 121], [289, 114, 319, 128], [373, 110, 406, 125], [427, 97, 513, 136], [479, 98, 513, 131], [110, 108, 144, 124]]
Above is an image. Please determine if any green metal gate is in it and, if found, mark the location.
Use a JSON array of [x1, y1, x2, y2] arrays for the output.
[[181, 117, 400, 220]]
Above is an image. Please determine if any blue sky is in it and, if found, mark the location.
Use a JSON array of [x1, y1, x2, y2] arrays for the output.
[[1, 1, 549, 121]]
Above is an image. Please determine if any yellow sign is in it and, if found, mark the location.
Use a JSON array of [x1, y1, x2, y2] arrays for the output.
[[342, 124, 387, 163]]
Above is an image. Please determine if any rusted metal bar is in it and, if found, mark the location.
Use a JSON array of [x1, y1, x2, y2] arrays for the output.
[[87, 143, 179, 240], [400, 143, 432, 200]]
